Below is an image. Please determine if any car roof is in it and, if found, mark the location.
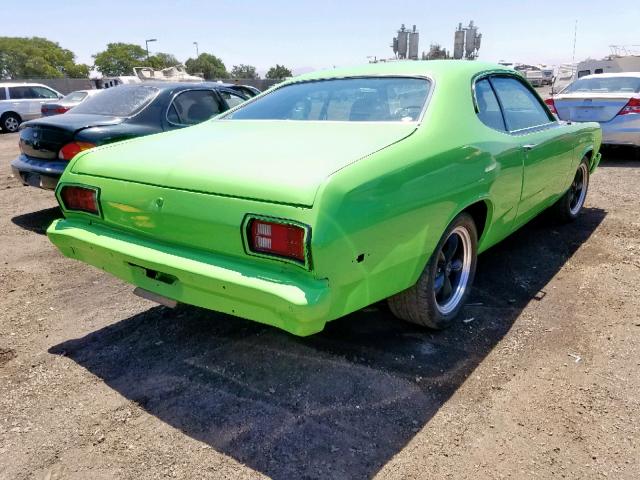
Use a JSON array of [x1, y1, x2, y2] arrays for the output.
[[578, 72, 640, 80], [286, 60, 514, 84], [0, 82, 56, 88], [110, 81, 236, 90]]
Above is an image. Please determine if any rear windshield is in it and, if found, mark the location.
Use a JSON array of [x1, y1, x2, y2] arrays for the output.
[[71, 85, 159, 116], [564, 77, 640, 94], [62, 91, 88, 102], [224, 77, 431, 122]]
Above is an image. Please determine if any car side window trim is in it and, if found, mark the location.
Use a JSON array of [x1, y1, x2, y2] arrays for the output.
[[473, 72, 556, 135]]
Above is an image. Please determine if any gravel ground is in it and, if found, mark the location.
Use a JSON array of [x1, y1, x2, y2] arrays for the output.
[[0, 130, 639, 480]]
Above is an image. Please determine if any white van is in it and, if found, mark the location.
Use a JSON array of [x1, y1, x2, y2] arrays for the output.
[[0, 83, 63, 133]]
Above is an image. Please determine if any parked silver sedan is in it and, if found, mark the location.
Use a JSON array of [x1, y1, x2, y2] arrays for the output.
[[40, 89, 102, 116], [545, 73, 640, 154]]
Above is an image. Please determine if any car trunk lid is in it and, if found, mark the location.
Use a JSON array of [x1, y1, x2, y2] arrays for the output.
[[19, 114, 124, 160], [553, 92, 634, 122], [71, 120, 418, 206]]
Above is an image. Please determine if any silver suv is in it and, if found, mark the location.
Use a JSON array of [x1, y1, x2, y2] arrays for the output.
[[0, 83, 63, 133]]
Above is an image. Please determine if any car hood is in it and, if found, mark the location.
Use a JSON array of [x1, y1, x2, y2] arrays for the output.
[[71, 120, 418, 206]]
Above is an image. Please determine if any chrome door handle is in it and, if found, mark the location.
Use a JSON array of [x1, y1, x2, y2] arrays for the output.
[[522, 144, 537, 151]]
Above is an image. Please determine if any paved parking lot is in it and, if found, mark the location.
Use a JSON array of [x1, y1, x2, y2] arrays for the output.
[[1, 130, 639, 479]]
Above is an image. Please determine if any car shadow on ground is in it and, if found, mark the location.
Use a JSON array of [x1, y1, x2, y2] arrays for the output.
[[599, 147, 639, 166], [49, 207, 605, 480], [11, 206, 61, 235]]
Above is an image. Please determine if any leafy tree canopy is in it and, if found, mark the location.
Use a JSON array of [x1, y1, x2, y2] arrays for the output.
[[265, 64, 292, 79], [93, 42, 147, 76], [230, 64, 259, 79], [185, 53, 228, 80], [147, 52, 180, 70], [0, 36, 90, 79]]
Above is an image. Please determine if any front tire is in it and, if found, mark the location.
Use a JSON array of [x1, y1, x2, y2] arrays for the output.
[[388, 213, 478, 329], [550, 157, 590, 223], [1, 113, 21, 133]]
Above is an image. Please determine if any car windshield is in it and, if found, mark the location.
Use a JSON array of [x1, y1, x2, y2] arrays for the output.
[[563, 76, 640, 94], [62, 91, 88, 102], [224, 77, 431, 122], [70, 85, 159, 116]]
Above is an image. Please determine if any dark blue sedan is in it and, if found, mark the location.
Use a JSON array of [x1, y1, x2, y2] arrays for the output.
[[11, 82, 251, 190]]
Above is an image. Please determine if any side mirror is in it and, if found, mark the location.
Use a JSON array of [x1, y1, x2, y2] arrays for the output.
[[58, 94, 64, 100]]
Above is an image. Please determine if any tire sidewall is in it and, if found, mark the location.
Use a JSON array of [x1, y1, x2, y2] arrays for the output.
[[2, 114, 20, 133], [421, 213, 478, 328], [564, 158, 590, 221]]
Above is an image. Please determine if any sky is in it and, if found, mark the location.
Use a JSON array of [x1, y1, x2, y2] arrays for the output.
[[4, 0, 640, 75]]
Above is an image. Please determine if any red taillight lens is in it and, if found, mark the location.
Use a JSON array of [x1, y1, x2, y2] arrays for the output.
[[56, 107, 70, 114], [59, 186, 99, 215], [544, 98, 558, 115], [248, 219, 307, 262], [58, 141, 95, 161], [617, 97, 640, 116]]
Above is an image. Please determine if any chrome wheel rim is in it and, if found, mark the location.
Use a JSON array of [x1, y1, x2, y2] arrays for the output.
[[434, 226, 472, 315], [569, 162, 588, 215], [5, 117, 19, 132]]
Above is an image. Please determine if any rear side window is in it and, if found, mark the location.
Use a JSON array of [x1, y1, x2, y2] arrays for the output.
[[219, 91, 246, 109], [0, 88, 6, 100], [475, 79, 506, 131], [490, 77, 552, 131], [577, 70, 591, 78], [167, 90, 222, 125]]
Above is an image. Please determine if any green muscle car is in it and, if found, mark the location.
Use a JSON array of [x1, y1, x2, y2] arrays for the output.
[[47, 61, 602, 336]]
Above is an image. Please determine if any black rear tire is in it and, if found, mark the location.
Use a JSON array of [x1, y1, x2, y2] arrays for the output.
[[549, 157, 590, 223], [388, 213, 478, 329], [1, 113, 21, 133]]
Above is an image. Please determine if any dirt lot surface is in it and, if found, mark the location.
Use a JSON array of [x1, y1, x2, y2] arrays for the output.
[[1, 131, 639, 480]]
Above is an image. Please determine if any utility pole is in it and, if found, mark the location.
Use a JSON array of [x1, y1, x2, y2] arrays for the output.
[[145, 38, 157, 60], [193, 41, 199, 58], [571, 20, 578, 64]]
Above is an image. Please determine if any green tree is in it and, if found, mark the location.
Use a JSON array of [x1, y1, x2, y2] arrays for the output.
[[0, 36, 90, 79], [265, 64, 292, 79], [148, 52, 179, 70], [424, 44, 450, 60], [185, 53, 227, 80], [93, 43, 147, 76], [230, 64, 259, 79]]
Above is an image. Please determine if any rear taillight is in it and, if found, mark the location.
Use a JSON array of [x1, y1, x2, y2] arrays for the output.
[[59, 185, 99, 215], [544, 98, 558, 115], [617, 97, 640, 116], [58, 141, 95, 160], [248, 219, 308, 263], [41, 106, 69, 114]]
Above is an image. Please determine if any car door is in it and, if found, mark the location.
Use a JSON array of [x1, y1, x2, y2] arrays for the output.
[[7, 86, 34, 120], [490, 75, 575, 224], [472, 78, 526, 241], [29, 86, 60, 117], [164, 89, 224, 130]]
